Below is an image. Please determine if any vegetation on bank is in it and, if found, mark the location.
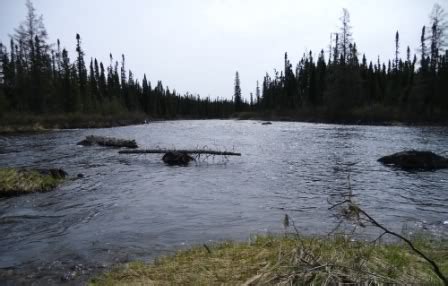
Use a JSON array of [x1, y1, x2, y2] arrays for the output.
[[0, 168, 66, 197], [91, 235, 448, 285], [0, 113, 150, 134]]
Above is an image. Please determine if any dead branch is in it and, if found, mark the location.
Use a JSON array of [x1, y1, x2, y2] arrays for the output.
[[329, 176, 448, 285], [354, 205, 447, 285], [119, 149, 241, 156]]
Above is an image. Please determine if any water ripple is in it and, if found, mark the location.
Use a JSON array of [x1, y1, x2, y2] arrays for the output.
[[0, 120, 447, 283]]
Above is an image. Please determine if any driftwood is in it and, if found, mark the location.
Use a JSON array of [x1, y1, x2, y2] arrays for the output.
[[119, 149, 241, 156], [78, 135, 138, 149], [378, 150, 448, 170]]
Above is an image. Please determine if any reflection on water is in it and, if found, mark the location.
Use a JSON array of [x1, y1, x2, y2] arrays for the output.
[[0, 120, 447, 284]]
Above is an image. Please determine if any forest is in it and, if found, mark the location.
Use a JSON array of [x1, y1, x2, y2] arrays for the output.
[[242, 5, 448, 123], [0, 1, 236, 122], [0, 1, 447, 124]]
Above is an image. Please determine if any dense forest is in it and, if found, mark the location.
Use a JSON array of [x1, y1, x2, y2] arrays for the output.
[[247, 5, 448, 122], [0, 0, 237, 121], [1, 1, 447, 124]]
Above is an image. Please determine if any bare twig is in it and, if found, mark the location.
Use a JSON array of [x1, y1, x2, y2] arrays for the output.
[[119, 149, 241, 156], [355, 205, 447, 285], [329, 176, 448, 285]]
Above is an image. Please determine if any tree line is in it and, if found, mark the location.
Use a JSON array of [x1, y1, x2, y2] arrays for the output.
[[239, 5, 448, 122], [0, 0, 237, 119], [2, 1, 447, 123]]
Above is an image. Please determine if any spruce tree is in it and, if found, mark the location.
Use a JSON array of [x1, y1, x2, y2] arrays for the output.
[[234, 71, 242, 112], [339, 9, 353, 64], [76, 33, 88, 111], [395, 31, 400, 73], [13, 0, 49, 72]]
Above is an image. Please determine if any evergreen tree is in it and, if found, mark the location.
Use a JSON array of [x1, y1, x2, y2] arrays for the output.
[[420, 26, 429, 72], [395, 31, 400, 72], [339, 9, 353, 64], [255, 80, 261, 107], [75, 33, 88, 111], [234, 71, 242, 112], [14, 0, 49, 68]]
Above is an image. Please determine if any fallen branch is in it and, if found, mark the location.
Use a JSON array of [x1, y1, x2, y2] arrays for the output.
[[329, 175, 448, 286], [119, 149, 241, 156], [355, 205, 448, 285]]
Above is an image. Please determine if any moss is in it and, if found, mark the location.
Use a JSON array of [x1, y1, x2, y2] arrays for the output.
[[0, 168, 65, 197], [91, 235, 448, 285]]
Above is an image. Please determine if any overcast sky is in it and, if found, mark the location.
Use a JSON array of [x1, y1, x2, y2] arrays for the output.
[[1, 0, 447, 100]]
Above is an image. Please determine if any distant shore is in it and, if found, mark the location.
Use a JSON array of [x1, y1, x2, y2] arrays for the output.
[[234, 109, 448, 127], [1, 111, 447, 135], [0, 113, 150, 134]]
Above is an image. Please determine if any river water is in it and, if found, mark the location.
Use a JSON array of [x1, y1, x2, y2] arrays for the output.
[[0, 120, 447, 284]]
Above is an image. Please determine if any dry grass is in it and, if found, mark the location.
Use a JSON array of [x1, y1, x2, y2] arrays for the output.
[[0, 168, 64, 197], [91, 235, 448, 285]]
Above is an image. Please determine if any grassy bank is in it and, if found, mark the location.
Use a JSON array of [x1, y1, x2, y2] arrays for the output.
[[0, 168, 66, 197], [0, 113, 149, 134], [91, 235, 448, 285]]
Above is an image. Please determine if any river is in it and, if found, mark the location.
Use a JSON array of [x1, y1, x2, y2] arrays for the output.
[[1, 120, 447, 284]]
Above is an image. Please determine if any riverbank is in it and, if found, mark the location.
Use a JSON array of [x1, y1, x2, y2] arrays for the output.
[[91, 235, 448, 285], [0, 113, 150, 134], [1, 108, 447, 135], [235, 107, 448, 126]]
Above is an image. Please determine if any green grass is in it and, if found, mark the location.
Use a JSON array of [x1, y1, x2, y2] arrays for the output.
[[91, 234, 448, 285], [0, 168, 64, 197]]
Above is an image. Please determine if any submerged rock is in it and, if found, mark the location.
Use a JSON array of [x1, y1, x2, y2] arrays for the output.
[[36, 168, 68, 179], [378, 150, 448, 170], [262, 122, 272, 125], [77, 135, 138, 149], [162, 152, 194, 166]]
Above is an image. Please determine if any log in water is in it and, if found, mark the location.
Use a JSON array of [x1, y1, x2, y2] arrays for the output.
[[119, 149, 241, 156], [78, 135, 138, 149]]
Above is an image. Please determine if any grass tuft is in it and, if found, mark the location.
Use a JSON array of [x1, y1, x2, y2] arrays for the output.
[[91, 235, 448, 285], [0, 168, 65, 197]]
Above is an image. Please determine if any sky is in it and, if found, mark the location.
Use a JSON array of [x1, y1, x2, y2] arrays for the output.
[[1, 0, 447, 100]]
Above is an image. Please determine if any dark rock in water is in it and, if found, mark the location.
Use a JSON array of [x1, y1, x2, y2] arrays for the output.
[[378, 150, 448, 170], [162, 151, 194, 166], [77, 139, 93, 146], [262, 122, 272, 125], [77, 135, 138, 148], [77, 173, 84, 178]]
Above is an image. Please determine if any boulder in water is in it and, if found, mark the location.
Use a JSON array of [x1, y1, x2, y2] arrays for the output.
[[378, 150, 448, 170], [162, 152, 194, 166]]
